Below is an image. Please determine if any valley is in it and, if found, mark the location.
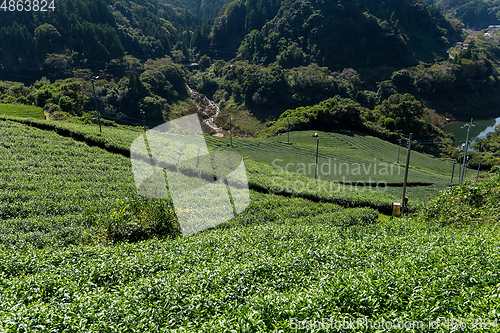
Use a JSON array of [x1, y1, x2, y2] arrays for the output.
[[1, 0, 500, 330]]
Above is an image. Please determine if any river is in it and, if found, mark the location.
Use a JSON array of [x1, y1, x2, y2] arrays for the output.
[[443, 116, 500, 146]]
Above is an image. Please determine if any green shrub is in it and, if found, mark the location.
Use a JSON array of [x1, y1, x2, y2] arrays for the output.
[[43, 102, 61, 113], [100, 196, 181, 243], [58, 95, 76, 115], [36, 89, 53, 107], [421, 174, 500, 226], [101, 118, 118, 127], [44, 103, 72, 121], [15, 96, 30, 105], [1, 95, 16, 104]]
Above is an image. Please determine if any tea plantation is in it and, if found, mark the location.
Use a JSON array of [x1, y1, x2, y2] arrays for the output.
[[1, 114, 500, 331], [1, 109, 458, 202], [0, 104, 45, 120]]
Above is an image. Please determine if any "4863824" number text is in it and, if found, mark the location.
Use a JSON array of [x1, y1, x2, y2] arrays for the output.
[[1, 0, 55, 11]]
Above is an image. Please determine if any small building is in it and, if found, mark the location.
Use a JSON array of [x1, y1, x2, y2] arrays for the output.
[[183, 63, 199, 69]]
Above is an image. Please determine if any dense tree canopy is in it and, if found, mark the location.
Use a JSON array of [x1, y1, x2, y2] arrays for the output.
[[210, 0, 462, 70], [161, 0, 235, 18], [0, 0, 198, 78], [425, 0, 500, 27]]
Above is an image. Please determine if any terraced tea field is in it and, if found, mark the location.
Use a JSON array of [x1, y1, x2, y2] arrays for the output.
[[0, 120, 137, 248], [1, 117, 500, 331], [210, 131, 452, 182], [0, 119, 395, 248], [0, 104, 46, 119], [207, 130, 456, 201], [1, 114, 460, 203]]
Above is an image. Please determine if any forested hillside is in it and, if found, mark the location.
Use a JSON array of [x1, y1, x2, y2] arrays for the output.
[[213, 0, 461, 69], [0, 0, 202, 79], [0, 0, 461, 79], [425, 0, 500, 27], [161, 0, 234, 18]]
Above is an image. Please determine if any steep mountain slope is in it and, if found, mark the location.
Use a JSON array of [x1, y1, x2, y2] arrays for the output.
[[0, 0, 197, 79], [212, 0, 461, 70], [425, 0, 500, 28], [161, 0, 235, 18]]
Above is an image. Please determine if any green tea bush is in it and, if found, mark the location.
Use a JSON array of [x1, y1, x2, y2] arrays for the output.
[[101, 196, 181, 243], [326, 207, 379, 227], [244, 159, 400, 214], [4, 119, 500, 331], [0, 114, 139, 156], [0, 104, 45, 119], [0, 216, 92, 250], [2, 218, 500, 331], [0, 120, 140, 248], [421, 174, 500, 226], [223, 191, 379, 230]]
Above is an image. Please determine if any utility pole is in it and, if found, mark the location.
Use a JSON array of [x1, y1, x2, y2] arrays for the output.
[[397, 138, 402, 164], [91, 75, 101, 133], [287, 117, 290, 145], [140, 109, 145, 129], [463, 156, 469, 181], [314, 133, 319, 179], [460, 118, 474, 182], [229, 116, 232, 148], [451, 147, 460, 183], [401, 133, 412, 215], [451, 159, 456, 183], [458, 150, 463, 181], [476, 161, 482, 182]]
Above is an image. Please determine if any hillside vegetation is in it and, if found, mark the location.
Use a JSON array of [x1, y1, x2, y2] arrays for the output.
[[0, 108, 459, 206], [422, 172, 500, 226], [0, 0, 199, 78], [0, 57, 190, 127], [213, 0, 461, 69], [1, 0, 499, 164], [471, 125, 500, 168], [161, 0, 234, 18], [0, 112, 405, 210], [256, 94, 453, 155], [0, 0, 462, 77], [425, 0, 500, 27]]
